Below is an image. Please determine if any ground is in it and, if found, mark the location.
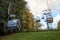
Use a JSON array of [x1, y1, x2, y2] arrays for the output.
[[0, 31, 60, 40]]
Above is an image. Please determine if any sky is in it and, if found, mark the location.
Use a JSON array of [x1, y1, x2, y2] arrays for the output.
[[25, 0, 60, 29]]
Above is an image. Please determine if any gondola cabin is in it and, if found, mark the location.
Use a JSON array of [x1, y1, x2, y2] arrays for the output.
[[7, 14, 21, 32], [36, 16, 40, 22], [47, 17, 53, 23], [36, 20, 40, 22]]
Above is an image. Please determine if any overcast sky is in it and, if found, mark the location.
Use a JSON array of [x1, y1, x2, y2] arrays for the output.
[[25, 0, 60, 29]]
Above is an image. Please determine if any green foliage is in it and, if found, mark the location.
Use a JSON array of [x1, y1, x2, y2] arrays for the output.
[[0, 0, 35, 31], [57, 21, 60, 30], [33, 22, 41, 31]]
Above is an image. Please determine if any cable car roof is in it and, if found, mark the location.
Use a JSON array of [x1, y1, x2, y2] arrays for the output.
[[9, 14, 16, 17]]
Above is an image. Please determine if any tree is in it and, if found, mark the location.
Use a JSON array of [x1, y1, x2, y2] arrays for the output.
[[0, 0, 35, 32], [57, 21, 60, 30], [33, 21, 41, 31], [21, 8, 35, 31]]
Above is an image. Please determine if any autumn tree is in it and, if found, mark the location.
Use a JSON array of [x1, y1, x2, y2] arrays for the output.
[[33, 21, 41, 31], [57, 21, 60, 30]]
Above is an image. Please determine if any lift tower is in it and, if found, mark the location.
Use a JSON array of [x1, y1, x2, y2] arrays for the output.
[[42, 0, 53, 30]]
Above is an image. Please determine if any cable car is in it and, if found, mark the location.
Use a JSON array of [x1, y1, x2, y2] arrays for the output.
[[42, 17, 44, 19], [36, 16, 40, 22], [47, 17, 53, 23], [7, 14, 21, 32], [36, 20, 40, 22], [43, 13, 47, 15], [49, 14, 51, 16]]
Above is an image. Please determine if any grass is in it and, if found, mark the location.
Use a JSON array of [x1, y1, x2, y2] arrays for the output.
[[0, 31, 60, 40]]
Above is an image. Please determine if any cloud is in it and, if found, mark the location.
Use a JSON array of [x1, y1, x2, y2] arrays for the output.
[[53, 15, 60, 23], [25, 0, 60, 14], [48, 0, 60, 11], [25, 0, 60, 29], [52, 15, 60, 28], [39, 21, 47, 30], [25, 0, 47, 14]]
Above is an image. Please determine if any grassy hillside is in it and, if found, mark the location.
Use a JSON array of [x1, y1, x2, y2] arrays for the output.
[[0, 31, 60, 40]]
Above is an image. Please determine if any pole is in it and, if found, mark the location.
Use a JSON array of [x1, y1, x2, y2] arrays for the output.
[[46, 13, 49, 30], [8, 3, 12, 21], [8, 3, 12, 15], [46, 0, 50, 30]]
